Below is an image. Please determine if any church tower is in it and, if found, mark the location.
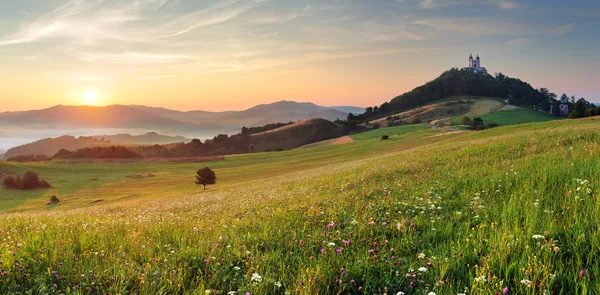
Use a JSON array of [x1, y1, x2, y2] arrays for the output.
[[464, 53, 487, 74]]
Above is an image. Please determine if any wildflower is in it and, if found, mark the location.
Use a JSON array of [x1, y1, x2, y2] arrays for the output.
[[503, 287, 509, 294], [205, 290, 211, 294], [418, 267, 427, 272], [251, 273, 262, 283], [321, 249, 326, 254], [417, 253, 426, 259], [520, 279, 531, 287], [396, 292, 405, 295], [327, 223, 334, 228], [327, 242, 336, 247], [358, 286, 363, 291], [428, 292, 436, 295], [233, 266, 241, 271], [274, 281, 282, 288], [532, 235, 544, 240], [299, 240, 304, 245], [336, 248, 342, 254], [579, 269, 585, 277], [227, 292, 237, 295]]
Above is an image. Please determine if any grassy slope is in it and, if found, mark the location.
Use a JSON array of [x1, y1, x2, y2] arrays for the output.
[[1, 118, 600, 294], [449, 108, 561, 126], [0, 124, 437, 212]]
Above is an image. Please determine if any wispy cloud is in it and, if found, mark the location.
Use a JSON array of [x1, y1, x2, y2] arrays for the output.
[[411, 17, 532, 36], [505, 38, 534, 49], [396, 0, 521, 10], [54, 74, 113, 81], [140, 74, 177, 80], [76, 51, 193, 64], [492, 0, 521, 10], [0, 0, 263, 64], [549, 23, 576, 35]]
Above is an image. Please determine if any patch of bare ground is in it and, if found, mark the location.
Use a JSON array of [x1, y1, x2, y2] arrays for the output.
[[250, 118, 323, 135], [297, 136, 355, 149]]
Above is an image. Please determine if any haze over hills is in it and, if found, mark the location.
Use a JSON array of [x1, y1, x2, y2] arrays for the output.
[[0, 101, 363, 150]]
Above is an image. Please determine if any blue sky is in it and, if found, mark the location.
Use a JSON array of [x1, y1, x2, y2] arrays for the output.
[[0, 0, 598, 111]]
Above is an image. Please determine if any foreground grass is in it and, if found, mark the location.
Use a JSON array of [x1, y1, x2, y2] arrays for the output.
[[1, 118, 600, 294]]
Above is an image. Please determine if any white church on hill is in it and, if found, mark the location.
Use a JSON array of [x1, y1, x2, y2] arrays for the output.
[[463, 54, 487, 74]]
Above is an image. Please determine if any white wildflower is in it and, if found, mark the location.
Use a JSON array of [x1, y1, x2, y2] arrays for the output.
[[418, 267, 428, 272], [532, 235, 545, 240], [251, 273, 262, 283]]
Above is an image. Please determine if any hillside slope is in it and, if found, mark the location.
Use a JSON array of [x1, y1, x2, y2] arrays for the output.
[[249, 118, 345, 151], [2, 118, 600, 293]]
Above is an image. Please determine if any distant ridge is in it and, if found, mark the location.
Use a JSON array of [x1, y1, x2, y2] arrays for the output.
[[3, 132, 190, 160], [0, 101, 362, 140]]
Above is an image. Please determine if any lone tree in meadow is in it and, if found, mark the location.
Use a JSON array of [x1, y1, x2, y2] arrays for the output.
[[195, 167, 217, 190]]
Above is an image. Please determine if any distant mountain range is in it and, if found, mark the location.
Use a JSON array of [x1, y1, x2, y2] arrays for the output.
[[3, 132, 192, 160], [0, 101, 363, 137]]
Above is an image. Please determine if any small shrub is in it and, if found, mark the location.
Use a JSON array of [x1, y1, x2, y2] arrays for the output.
[[487, 123, 499, 128], [48, 195, 60, 204], [372, 123, 381, 129], [381, 135, 389, 140]]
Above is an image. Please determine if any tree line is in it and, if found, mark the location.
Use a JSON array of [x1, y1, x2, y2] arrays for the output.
[[345, 68, 594, 123]]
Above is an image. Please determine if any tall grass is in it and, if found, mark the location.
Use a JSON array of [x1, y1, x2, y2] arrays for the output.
[[0, 119, 599, 294]]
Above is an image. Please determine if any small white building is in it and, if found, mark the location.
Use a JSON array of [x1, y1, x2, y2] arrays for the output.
[[463, 54, 487, 74]]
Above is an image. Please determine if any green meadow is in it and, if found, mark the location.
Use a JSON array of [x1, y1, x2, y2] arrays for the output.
[[448, 109, 560, 126], [1, 117, 600, 294]]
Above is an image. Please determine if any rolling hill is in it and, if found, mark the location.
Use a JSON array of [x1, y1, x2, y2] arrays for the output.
[[1, 101, 361, 138], [3, 132, 191, 160]]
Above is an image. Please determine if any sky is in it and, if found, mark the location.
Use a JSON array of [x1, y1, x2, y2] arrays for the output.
[[0, 0, 598, 112]]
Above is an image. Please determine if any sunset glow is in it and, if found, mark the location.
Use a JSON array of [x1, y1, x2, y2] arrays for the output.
[[0, 1, 598, 111], [83, 89, 100, 106]]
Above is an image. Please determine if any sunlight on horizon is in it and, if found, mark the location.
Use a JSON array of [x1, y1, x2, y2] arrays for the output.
[[83, 89, 101, 106]]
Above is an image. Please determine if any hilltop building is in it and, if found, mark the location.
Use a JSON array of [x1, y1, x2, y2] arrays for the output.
[[463, 54, 487, 74]]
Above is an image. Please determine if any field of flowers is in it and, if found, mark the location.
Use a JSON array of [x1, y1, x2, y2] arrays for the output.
[[1, 117, 600, 294]]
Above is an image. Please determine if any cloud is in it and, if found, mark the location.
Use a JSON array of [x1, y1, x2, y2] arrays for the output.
[[0, 0, 262, 64], [411, 17, 532, 36], [76, 51, 193, 64], [54, 74, 113, 81], [549, 23, 576, 35], [505, 38, 534, 49], [140, 74, 177, 80], [492, 0, 520, 10], [396, 0, 521, 10]]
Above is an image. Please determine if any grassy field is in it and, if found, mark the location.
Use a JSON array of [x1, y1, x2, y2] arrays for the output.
[[448, 109, 561, 126], [1, 118, 600, 294]]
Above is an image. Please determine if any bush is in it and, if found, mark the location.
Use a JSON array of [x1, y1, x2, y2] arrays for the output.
[[2, 176, 16, 188], [372, 123, 381, 129], [381, 135, 389, 140], [487, 123, 499, 128], [48, 195, 60, 204], [2, 171, 51, 190]]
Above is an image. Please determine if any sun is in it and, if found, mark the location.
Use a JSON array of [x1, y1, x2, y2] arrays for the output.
[[83, 89, 100, 106]]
